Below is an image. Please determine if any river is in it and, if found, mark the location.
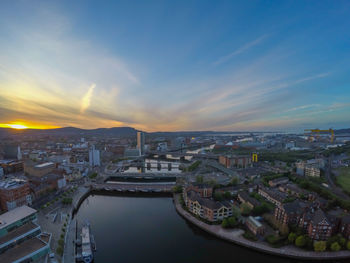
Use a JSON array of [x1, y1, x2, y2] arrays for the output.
[[75, 194, 338, 263]]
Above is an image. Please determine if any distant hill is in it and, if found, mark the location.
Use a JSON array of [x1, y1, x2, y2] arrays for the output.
[[0, 126, 138, 137]]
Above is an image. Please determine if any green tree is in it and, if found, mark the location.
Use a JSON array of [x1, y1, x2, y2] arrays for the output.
[[58, 239, 64, 246], [232, 206, 241, 218], [240, 203, 252, 216], [288, 232, 297, 244], [347, 241, 350, 250], [314, 241, 327, 252], [331, 242, 341, 252], [230, 177, 238, 186], [295, 235, 306, 247], [214, 192, 224, 201], [172, 185, 183, 193], [223, 191, 232, 199], [228, 217, 237, 227], [221, 218, 229, 228], [195, 175, 204, 183], [56, 246, 63, 256]]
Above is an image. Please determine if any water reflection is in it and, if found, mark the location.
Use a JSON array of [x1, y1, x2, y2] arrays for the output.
[[75, 194, 342, 263]]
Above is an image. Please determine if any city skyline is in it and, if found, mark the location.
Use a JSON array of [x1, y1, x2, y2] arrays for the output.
[[1, 1, 350, 132]]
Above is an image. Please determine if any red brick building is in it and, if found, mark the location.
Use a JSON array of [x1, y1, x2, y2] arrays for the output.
[[307, 210, 333, 241], [185, 183, 213, 198], [219, 155, 252, 169], [340, 215, 350, 239], [0, 178, 32, 211]]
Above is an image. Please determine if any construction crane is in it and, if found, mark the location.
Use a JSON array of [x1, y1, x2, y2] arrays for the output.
[[304, 128, 335, 143]]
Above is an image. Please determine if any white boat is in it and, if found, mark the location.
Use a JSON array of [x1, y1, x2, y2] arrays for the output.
[[81, 221, 94, 263]]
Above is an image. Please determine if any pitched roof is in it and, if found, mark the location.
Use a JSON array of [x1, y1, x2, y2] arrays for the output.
[[186, 190, 230, 210]]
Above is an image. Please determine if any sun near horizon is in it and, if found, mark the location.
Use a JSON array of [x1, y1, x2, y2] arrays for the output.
[[0, 123, 60, 130]]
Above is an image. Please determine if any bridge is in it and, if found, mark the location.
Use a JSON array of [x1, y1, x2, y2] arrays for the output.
[[147, 151, 218, 160], [106, 172, 187, 179], [90, 182, 174, 193]]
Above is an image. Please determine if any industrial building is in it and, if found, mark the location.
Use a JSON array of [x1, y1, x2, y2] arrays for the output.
[[0, 206, 51, 262]]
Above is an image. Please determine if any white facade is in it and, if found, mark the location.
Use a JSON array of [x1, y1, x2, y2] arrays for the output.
[[89, 145, 101, 167], [157, 142, 168, 152]]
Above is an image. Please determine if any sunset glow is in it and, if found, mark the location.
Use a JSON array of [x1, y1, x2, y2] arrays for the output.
[[0, 123, 60, 130], [0, 2, 349, 132]]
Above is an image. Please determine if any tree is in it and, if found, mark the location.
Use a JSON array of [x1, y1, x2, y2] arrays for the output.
[[240, 203, 252, 216], [232, 206, 241, 218], [228, 217, 237, 227], [58, 239, 64, 246], [172, 185, 182, 193], [222, 218, 229, 228], [331, 242, 341, 252], [339, 237, 346, 248], [347, 241, 350, 250], [195, 175, 204, 183], [252, 203, 271, 216], [56, 246, 63, 256], [295, 235, 306, 247], [288, 232, 297, 244], [223, 191, 232, 199], [214, 192, 224, 201], [230, 177, 238, 186], [314, 241, 327, 252]]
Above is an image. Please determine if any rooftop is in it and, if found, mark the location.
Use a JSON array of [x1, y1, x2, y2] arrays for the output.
[[0, 177, 28, 190], [34, 162, 54, 168], [248, 216, 262, 228], [0, 236, 47, 262], [0, 222, 39, 246], [0, 206, 37, 230]]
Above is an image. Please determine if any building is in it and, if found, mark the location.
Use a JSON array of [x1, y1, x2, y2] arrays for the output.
[[0, 206, 51, 262], [137, 131, 145, 155], [268, 177, 289, 187], [246, 216, 265, 236], [278, 183, 305, 198], [185, 183, 213, 198], [124, 148, 141, 158], [183, 190, 233, 222], [274, 200, 307, 226], [340, 215, 350, 239], [89, 145, 100, 167], [307, 210, 333, 241], [24, 161, 55, 178], [296, 159, 324, 177], [157, 142, 168, 152], [173, 137, 186, 150], [258, 185, 286, 207], [0, 177, 32, 211], [238, 191, 261, 209], [3, 145, 22, 160], [305, 166, 320, 177], [219, 155, 252, 168], [0, 160, 24, 175]]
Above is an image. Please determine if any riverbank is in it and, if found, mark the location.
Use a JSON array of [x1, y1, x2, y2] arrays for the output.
[[173, 193, 350, 261]]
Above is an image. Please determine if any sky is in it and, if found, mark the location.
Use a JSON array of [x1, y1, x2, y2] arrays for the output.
[[0, 0, 349, 132]]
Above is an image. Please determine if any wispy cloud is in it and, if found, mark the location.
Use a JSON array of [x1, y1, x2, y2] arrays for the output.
[[80, 84, 96, 113], [293, 72, 330, 84], [285, 104, 320, 112], [213, 34, 269, 66]]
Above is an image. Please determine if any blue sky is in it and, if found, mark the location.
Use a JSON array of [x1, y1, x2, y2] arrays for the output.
[[0, 0, 349, 131]]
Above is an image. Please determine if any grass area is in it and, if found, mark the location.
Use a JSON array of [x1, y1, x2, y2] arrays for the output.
[[336, 167, 350, 194], [186, 160, 201, 172], [259, 151, 315, 165]]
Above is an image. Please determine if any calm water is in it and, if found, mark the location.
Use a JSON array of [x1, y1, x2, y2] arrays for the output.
[[75, 194, 334, 263]]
